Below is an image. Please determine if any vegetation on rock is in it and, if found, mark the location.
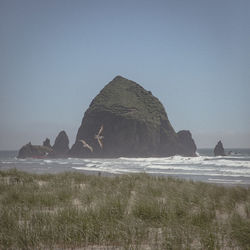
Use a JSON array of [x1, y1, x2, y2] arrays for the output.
[[88, 76, 171, 128]]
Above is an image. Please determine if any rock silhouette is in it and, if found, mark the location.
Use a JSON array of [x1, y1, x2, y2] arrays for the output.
[[50, 131, 69, 157], [18, 131, 70, 158], [70, 76, 197, 157], [214, 140, 226, 156], [176, 130, 197, 156], [17, 142, 52, 159], [17, 76, 197, 158]]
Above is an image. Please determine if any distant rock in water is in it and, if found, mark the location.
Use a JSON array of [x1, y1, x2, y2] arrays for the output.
[[18, 132, 69, 159], [50, 131, 69, 157], [43, 138, 52, 148], [17, 142, 52, 159], [70, 76, 197, 157], [214, 141, 226, 156], [177, 130, 197, 156]]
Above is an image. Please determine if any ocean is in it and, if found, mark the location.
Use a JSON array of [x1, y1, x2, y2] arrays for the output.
[[0, 149, 250, 186]]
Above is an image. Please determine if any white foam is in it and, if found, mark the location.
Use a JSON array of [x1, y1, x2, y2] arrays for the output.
[[2, 154, 250, 183], [44, 160, 53, 164], [147, 165, 215, 172], [202, 159, 250, 168], [57, 162, 68, 165], [17, 158, 27, 161], [86, 164, 96, 167], [208, 178, 242, 183], [145, 171, 246, 177], [72, 167, 101, 172]]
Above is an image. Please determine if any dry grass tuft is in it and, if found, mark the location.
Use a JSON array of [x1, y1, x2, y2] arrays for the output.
[[0, 169, 250, 249]]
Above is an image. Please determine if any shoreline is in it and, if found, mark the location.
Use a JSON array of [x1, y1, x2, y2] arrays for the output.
[[1, 166, 250, 187], [1, 148, 250, 187]]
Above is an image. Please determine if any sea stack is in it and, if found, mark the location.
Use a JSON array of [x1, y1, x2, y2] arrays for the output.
[[70, 76, 197, 157], [50, 131, 69, 157], [214, 140, 226, 156], [17, 142, 52, 159], [17, 132, 70, 158]]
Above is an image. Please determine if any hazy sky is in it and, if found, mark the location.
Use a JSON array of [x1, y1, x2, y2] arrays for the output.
[[0, 0, 249, 150]]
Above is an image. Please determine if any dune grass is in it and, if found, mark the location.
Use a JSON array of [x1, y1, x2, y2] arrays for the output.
[[0, 169, 250, 249]]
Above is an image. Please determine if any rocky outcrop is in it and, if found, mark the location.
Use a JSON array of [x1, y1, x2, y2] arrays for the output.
[[17, 142, 52, 159], [50, 131, 69, 157], [70, 76, 197, 157], [17, 132, 69, 159], [17, 76, 197, 159], [43, 138, 52, 148], [214, 141, 226, 156], [177, 130, 197, 156]]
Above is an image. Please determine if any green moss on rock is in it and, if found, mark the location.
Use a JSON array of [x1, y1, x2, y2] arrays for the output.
[[88, 76, 169, 127]]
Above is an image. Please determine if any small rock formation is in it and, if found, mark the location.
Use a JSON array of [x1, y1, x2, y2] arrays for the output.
[[214, 141, 226, 156], [177, 130, 197, 156], [17, 142, 52, 159], [50, 131, 69, 157], [70, 76, 197, 157], [17, 132, 69, 159], [43, 138, 52, 148]]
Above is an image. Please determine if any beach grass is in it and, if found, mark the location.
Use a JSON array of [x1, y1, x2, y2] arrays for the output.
[[0, 169, 250, 249]]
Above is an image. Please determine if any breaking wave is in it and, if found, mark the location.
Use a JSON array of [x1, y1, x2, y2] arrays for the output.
[[1, 149, 250, 185]]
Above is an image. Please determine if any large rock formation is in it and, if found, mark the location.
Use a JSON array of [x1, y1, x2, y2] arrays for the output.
[[50, 131, 69, 157], [214, 140, 226, 156], [17, 142, 52, 159], [70, 76, 197, 157]]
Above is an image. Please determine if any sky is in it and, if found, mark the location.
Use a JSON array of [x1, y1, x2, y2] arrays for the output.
[[0, 0, 249, 150]]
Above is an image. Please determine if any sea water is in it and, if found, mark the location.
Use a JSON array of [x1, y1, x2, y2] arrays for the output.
[[0, 149, 250, 186]]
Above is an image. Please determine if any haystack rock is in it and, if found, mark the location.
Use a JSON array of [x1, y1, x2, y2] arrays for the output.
[[70, 76, 197, 157], [214, 140, 226, 156], [50, 131, 69, 157]]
